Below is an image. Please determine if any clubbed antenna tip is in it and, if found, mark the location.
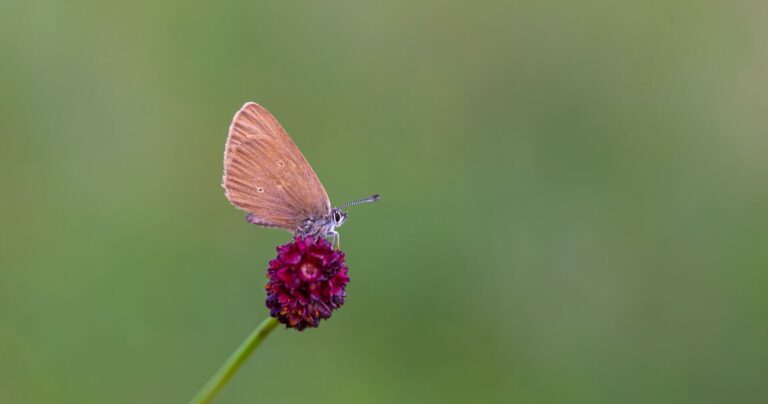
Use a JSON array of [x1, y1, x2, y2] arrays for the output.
[[340, 194, 381, 208]]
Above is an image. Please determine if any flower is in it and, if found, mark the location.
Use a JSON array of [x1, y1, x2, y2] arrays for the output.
[[265, 236, 349, 330]]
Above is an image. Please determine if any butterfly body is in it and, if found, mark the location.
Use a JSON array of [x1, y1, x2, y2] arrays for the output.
[[222, 102, 377, 247], [296, 208, 345, 236]]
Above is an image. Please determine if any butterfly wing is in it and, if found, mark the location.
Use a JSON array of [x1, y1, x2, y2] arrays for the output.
[[222, 102, 331, 230]]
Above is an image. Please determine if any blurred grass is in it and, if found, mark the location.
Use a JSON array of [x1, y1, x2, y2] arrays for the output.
[[1, 1, 767, 403]]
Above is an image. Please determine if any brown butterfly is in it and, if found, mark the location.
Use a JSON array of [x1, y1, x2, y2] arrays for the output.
[[222, 102, 379, 247]]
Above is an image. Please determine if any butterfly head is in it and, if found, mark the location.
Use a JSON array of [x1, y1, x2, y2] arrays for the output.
[[331, 208, 348, 228], [329, 194, 380, 230]]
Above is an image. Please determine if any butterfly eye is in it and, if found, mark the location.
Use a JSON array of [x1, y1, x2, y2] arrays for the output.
[[333, 211, 341, 223]]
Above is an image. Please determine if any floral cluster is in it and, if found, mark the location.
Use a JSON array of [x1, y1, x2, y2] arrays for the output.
[[265, 236, 349, 330]]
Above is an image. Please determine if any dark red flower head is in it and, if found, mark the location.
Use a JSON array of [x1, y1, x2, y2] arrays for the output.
[[266, 236, 349, 330]]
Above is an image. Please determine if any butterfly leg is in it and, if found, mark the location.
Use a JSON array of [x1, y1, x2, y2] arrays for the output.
[[330, 230, 340, 250]]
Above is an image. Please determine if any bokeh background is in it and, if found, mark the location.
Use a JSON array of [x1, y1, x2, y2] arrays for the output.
[[1, 1, 767, 403]]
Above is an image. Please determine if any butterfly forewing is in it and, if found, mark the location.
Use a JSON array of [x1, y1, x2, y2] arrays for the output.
[[222, 102, 331, 230]]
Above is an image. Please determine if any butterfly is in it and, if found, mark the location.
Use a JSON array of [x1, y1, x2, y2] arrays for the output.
[[222, 102, 379, 247]]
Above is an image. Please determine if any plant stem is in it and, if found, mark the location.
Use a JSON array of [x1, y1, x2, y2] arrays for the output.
[[189, 317, 279, 404]]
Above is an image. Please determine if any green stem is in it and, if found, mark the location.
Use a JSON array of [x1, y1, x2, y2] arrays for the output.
[[189, 317, 280, 404]]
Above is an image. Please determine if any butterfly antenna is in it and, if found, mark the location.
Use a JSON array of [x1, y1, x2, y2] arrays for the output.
[[340, 194, 381, 208]]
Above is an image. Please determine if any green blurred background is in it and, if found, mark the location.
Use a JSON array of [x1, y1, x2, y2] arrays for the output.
[[1, 1, 767, 403]]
